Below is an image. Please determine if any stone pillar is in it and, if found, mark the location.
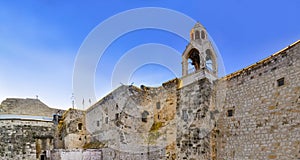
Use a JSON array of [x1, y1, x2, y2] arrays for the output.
[[182, 60, 188, 77]]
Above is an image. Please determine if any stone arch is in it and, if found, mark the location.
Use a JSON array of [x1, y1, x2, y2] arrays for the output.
[[187, 48, 201, 72], [205, 49, 217, 74], [190, 31, 194, 41]]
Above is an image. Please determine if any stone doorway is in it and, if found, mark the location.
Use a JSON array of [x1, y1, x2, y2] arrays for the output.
[[40, 154, 46, 160]]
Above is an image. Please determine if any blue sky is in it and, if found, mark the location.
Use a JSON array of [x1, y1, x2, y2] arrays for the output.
[[0, 0, 299, 109]]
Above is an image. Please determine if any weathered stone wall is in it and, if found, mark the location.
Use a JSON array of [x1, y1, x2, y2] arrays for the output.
[[83, 41, 300, 160], [85, 79, 179, 159], [0, 119, 54, 160], [176, 78, 218, 160], [215, 42, 300, 159], [56, 109, 88, 149], [51, 149, 102, 160], [51, 148, 165, 160], [101, 148, 164, 160]]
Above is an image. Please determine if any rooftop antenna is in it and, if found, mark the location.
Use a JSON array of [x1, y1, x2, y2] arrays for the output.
[[82, 98, 85, 110], [71, 93, 75, 109], [129, 82, 134, 87]]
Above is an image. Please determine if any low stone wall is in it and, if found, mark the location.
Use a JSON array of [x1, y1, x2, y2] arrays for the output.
[[51, 149, 102, 160], [51, 148, 165, 160], [0, 119, 54, 160]]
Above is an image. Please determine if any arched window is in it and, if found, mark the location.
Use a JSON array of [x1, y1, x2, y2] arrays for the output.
[[201, 30, 206, 39], [195, 30, 200, 39], [78, 123, 83, 130], [142, 111, 149, 122], [206, 49, 213, 71]]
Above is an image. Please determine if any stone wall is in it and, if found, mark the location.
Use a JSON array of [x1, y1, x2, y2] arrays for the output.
[[83, 41, 300, 160], [101, 148, 164, 160], [85, 79, 179, 159], [0, 98, 62, 160], [51, 148, 165, 160], [215, 42, 300, 159], [176, 78, 218, 160], [0, 119, 54, 160], [51, 149, 102, 160], [55, 109, 88, 149]]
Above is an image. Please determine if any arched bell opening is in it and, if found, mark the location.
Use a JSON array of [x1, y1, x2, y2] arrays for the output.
[[205, 49, 217, 74], [195, 30, 200, 40], [201, 30, 206, 39], [187, 49, 201, 74]]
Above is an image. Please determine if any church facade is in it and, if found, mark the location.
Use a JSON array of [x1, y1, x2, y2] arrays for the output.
[[0, 23, 300, 160]]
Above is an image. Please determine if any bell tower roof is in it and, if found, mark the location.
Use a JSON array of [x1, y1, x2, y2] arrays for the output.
[[193, 22, 205, 29]]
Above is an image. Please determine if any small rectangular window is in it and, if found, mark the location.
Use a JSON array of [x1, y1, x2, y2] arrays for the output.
[[142, 111, 149, 122], [271, 67, 277, 71], [115, 113, 119, 120], [156, 102, 161, 109], [182, 110, 188, 121], [277, 77, 285, 87], [78, 123, 83, 130], [227, 110, 233, 117], [105, 117, 108, 124], [97, 120, 100, 127]]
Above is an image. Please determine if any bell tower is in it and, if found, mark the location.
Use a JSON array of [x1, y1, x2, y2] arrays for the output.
[[181, 22, 218, 87], [176, 22, 219, 160]]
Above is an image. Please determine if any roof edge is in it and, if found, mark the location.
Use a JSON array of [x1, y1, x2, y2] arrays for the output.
[[222, 40, 300, 80]]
